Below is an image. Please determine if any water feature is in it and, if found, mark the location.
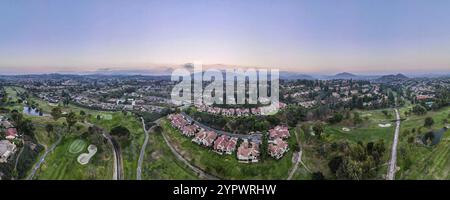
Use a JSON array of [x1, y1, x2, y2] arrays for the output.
[[23, 106, 49, 116], [422, 127, 448, 146]]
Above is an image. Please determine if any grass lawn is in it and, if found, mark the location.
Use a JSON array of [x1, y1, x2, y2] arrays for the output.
[[161, 119, 295, 180], [4, 86, 145, 180], [141, 132, 199, 180], [397, 106, 450, 179], [33, 136, 113, 180], [295, 108, 397, 179], [87, 111, 145, 180]]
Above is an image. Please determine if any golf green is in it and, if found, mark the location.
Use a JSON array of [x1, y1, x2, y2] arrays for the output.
[[68, 139, 87, 154]]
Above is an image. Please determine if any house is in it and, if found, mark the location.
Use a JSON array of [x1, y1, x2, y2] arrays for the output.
[[180, 124, 199, 137], [0, 120, 12, 129], [268, 125, 290, 159], [0, 140, 16, 163], [237, 139, 260, 163], [225, 137, 238, 154], [192, 131, 208, 145], [268, 138, 289, 159], [5, 128, 18, 140], [269, 125, 290, 139], [202, 131, 218, 147], [213, 135, 229, 154], [168, 114, 188, 129]]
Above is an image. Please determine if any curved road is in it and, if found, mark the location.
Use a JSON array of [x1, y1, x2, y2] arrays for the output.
[[386, 108, 401, 180], [85, 121, 123, 180], [102, 132, 123, 180]]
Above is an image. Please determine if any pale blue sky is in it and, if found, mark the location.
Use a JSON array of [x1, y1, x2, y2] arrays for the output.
[[1, 0, 450, 74]]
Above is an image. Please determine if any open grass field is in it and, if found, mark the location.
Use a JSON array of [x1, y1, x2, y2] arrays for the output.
[[33, 137, 113, 180], [161, 119, 295, 180], [397, 106, 450, 179], [141, 132, 199, 180]]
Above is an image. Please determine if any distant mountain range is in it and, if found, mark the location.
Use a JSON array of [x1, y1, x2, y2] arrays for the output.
[[376, 73, 409, 82], [3, 68, 448, 82]]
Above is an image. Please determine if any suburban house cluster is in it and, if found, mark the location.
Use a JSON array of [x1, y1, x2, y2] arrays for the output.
[[268, 125, 290, 159], [168, 114, 263, 162], [283, 79, 388, 109], [195, 102, 287, 117], [0, 115, 18, 163], [168, 113, 292, 163]]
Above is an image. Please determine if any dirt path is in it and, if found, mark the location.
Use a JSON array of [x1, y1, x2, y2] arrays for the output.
[[160, 127, 219, 180]]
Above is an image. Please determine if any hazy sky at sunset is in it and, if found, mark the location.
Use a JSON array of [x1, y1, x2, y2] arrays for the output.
[[1, 0, 450, 74]]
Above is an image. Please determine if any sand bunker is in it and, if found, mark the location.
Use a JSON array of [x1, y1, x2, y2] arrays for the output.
[[378, 123, 392, 128], [77, 145, 97, 165]]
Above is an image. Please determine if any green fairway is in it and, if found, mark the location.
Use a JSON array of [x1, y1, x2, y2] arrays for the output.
[[68, 139, 87, 154], [397, 106, 450, 180], [33, 137, 113, 180]]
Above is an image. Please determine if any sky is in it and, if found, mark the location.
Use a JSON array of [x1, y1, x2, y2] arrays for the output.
[[1, 0, 450, 75]]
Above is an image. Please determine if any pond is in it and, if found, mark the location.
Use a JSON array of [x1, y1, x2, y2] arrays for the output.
[[422, 127, 448, 146], [23, 106, 49, 117]]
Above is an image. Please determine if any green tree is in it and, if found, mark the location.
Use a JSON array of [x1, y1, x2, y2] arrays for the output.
[[312, 123, 324, 137], [51, 107, 62, 121], [329, 113, 343, 124], [19, 119, 35, 137], [45, 124, 54, 135], [1, 93, 7, 103], [353, 112, 363, 125], [10, 110, 23, 127], [66, 112, 77, 131], [260, 132, 268, 161], [412, 105, 427, 115], [111, 125, 131, 146], [328, 156, 343, 174], [424, 117, 434, 128], [311, 172, 325, 180], [79, 110, 86, 122]]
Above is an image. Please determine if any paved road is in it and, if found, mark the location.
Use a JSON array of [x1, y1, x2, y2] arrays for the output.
[[160, 127, 219, 180], [27, 130, 62, 180], [103, 133, 123, 180], [136, 117, 150, 180], [386, 108, 401, 180], [86, 121, 123, 180]]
